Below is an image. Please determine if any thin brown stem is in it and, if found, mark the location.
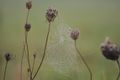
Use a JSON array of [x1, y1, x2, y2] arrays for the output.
[[3, 61, 8, 80], [32, 22, 51, 80], [74, 40, 93, 80], [20, 43, 26, 80], [26, 9, 30, 24], [31, 56, 36, 76], [25, 31, 32, 80], [116, 60, 120, 80], [22, 1, 31, 80]]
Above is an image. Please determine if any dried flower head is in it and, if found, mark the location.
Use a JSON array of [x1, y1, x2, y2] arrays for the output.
[[26, 1, 32, 10], [100, 37, 120, 60], [70, 29, 80, 40], [25, 23, 31, 32], [4, 53, 11, 62], [46, 7, 58, 23]]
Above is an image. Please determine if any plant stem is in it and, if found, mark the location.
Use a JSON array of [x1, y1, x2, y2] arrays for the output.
[[32, 22, 51, 80], [74, 40, 93, 80], [31, 56, 36, 76], [25, 31, 32, 80], [26, 9, 30, 24], [116, 60, 120, 80], [22, 1, 31, 79], [20, 43, 26, 80], [25, 4, 32, 80], [3, 61, 8, 80]]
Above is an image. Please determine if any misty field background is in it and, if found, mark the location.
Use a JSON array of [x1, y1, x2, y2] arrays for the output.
[[0, 0, 120, 80]]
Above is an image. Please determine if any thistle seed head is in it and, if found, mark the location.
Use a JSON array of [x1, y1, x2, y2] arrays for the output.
[[100, 37, 120, 60], [46, 7, 58, 23]]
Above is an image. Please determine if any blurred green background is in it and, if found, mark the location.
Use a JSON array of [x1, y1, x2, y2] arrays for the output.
[[0, 0, 120, 80]]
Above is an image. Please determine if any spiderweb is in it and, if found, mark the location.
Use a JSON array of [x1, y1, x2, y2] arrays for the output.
[[45, 23, 85, 78]]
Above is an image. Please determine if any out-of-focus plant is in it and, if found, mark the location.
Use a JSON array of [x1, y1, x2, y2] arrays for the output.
[[100, 37, 120, 80], [70, 29, 93, 80]]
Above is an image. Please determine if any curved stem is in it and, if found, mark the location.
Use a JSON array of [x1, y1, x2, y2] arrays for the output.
[[25, 4, 32, 80], [24, 7, 31, 72], [74, 40, 93, 80], [25, 31, 31, 70], [31, 56, 36, 76], [116, 60, 120, 80], [23, 1, 31, 80], [32, 22, 51, 80], [3, 61, 8, 80], [25, 31, 32, 80], [20, 43, 26, 80]]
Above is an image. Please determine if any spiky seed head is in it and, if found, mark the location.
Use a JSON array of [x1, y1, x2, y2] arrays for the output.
[[46, 7, 58, 23]]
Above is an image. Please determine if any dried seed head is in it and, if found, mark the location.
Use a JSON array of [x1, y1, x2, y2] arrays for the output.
[[4, 53, 11, 62], [26, 1, 32, 10], [24, 23, 31, 32], [70, 29, 80, 40], [100, 37, 120, 60], [46, 7, 58, 23]]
